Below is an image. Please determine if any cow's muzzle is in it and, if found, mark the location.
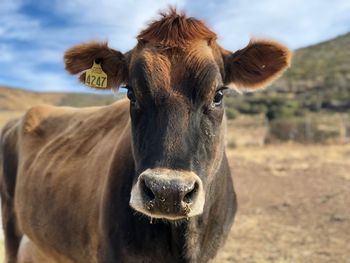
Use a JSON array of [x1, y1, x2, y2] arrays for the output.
[[129, 168, 205, 220]]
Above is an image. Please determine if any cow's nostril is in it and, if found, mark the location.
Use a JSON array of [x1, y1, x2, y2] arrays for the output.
[[141, 179, 155, 201], [183, 182, 199, 204]]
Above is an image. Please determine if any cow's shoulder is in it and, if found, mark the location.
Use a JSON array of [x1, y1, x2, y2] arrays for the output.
[[21, 98, 130, 139], [22, 103, 82, 136], [22, 104, 56, 135]]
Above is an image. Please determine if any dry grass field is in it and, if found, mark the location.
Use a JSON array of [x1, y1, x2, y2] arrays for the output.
[[0, 242, 3, 263], [0, 111, 349, 262], [218, 143, 350, 263]]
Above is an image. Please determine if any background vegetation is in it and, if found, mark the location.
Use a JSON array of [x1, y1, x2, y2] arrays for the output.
[[224, 32, 350, 119]]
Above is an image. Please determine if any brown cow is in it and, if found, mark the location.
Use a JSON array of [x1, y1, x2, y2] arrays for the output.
[[0, 8, 291, 263]]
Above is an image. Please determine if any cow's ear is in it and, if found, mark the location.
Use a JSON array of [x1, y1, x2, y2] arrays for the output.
[[222, 40, 291, 91], [64, 41, 128, 90]]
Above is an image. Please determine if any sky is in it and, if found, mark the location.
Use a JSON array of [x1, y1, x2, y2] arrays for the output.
[[0, 0, 349, 93]]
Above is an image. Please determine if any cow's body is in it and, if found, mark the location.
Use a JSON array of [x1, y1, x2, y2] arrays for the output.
[[12, 101, 130, 262], [1, 99, 236, 263]]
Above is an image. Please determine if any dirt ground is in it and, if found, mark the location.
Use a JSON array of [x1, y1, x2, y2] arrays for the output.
[[218, 143, 350, 263]]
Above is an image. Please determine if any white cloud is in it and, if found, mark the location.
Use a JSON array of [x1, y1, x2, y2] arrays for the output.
[[0, 0, 41, 41], [0, 44, 15, 62], [194, 0, 350, 50], [13, 68, 76, 92], [51, 0, 187, 51]]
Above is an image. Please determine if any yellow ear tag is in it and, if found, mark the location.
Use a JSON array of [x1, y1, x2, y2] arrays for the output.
[[85, 60, 108, 89]]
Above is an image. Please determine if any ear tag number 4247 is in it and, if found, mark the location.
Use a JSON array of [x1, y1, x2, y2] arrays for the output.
[[85, 60, 108, 89]]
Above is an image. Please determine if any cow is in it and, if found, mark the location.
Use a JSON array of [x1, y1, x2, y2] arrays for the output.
[[0, 8, 291, 263]]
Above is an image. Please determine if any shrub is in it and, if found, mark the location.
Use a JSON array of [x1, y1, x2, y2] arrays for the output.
[[267, 117, 343, 143], [225, 108, 239, 120], [265, 98, 300, 120]]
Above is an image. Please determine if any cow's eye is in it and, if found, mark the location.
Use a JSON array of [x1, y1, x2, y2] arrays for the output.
[[126, 86, 136, 104], [213, 89, 224, 106]]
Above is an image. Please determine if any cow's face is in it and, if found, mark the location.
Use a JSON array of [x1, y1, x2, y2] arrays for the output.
[[64, 11, 291, 221], [126, 42, 226, 219]]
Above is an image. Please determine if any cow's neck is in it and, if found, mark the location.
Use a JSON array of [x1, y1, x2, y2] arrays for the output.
[[185, 153, 236, 262], [99, 129, 235, 263]]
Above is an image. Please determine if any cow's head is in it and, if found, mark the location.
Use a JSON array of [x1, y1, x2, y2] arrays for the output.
[[64, 9, 291, 221]]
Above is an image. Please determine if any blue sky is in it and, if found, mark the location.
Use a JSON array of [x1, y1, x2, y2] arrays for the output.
[[0, 0, 349, 93]]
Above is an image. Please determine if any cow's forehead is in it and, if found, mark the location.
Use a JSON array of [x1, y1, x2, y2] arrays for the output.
[[130, 41, 221, 97]]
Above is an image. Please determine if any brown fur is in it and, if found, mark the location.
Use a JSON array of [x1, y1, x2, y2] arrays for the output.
[[140, 50, 171, 93], [64, 42, 128, 89], [222, 40, 292, 90], [137, 7, 216, 47], [13, 101, 129, 262]]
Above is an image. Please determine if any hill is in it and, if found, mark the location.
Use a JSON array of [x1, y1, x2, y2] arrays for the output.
[[275, 32, 350, 93], [0, 86, 124, 127], [225, 32, 350, 118], [0, 86, 123, 111]]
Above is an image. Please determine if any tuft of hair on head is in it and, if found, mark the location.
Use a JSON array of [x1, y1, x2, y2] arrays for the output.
[[137, 6, 217, 47]]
